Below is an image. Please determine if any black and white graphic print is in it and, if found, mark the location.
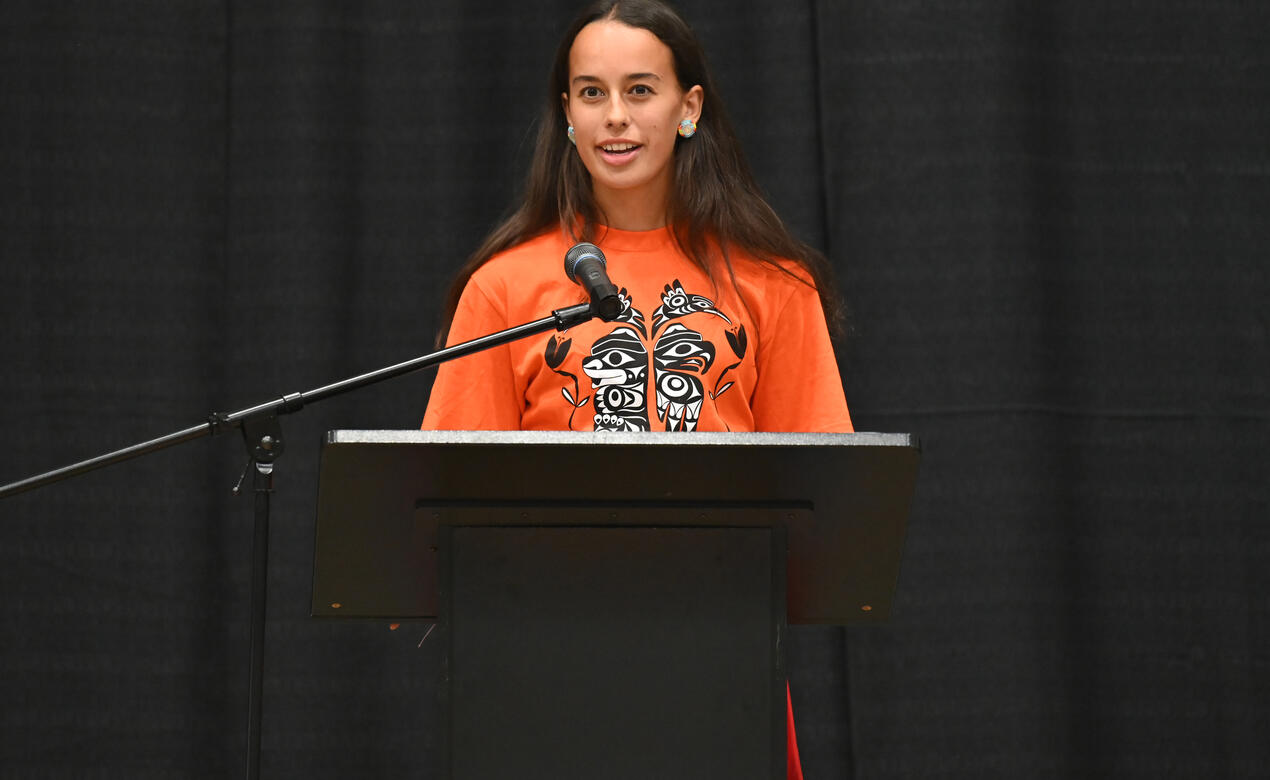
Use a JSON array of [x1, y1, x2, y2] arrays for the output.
[[652, 324, 714, 430], [583, 327, 649, 431], [652, 279, 730, 331], [545, 279, 748, 431]]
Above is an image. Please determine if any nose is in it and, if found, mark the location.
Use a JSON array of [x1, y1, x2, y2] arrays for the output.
[[605, 96, 629, 128]]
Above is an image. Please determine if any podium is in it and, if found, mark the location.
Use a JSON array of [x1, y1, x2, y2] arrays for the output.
[[311, 431, 919, 780]]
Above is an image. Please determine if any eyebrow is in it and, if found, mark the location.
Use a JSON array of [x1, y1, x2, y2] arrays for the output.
[[572, 72, 663, 85]]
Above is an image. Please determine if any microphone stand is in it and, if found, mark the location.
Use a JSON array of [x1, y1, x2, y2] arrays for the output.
[[0, 300, 597, 780]]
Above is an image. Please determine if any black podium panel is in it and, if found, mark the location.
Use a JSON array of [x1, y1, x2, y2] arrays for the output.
[[311, 431, 919, 779], [311, 430, 920, 624], [443, 524, 786, 780]]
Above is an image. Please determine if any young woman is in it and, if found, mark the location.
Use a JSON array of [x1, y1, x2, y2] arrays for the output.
[[423, 3, 851, 777], [423, 0, 852, 436]]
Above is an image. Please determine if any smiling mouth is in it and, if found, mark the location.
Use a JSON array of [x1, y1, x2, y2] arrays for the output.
[[600, 142, 641, 155]]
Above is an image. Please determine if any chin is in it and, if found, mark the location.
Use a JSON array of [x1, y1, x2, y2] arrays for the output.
[[586, 163, 667, 196]]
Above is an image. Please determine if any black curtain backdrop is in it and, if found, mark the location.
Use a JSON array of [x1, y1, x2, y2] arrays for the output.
[[2, 1, 1266, 778]]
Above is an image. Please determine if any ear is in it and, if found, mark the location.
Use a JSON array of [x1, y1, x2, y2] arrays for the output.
[[561, 92, 572, 127], [682, 84, 704, 124]]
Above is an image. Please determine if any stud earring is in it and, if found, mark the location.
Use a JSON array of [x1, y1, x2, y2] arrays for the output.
[[677, 118, 697, 138], [567, 125, 576, 145]]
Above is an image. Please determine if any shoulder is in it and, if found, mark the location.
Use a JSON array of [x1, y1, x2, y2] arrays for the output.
[[471, 229, 573, 286], [726, 250, 819, 301], [461, 228, 588, 318]]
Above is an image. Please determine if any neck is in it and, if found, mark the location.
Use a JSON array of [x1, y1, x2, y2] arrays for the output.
[[593, 179, 671, 232]]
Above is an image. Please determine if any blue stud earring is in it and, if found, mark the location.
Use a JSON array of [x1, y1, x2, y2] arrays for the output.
[[567, 125, 576, 145], [677, 118, 697, 138]]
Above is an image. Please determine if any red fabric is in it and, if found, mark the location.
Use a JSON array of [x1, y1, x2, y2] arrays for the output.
[[787, 681, 804, 780]]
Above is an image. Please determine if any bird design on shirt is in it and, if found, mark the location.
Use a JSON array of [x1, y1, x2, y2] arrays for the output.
[[544, 280, 746, 432]]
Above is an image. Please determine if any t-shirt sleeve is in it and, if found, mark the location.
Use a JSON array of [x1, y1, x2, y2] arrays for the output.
[[421, 275, 524, 430], [750, 279, 854, 433]]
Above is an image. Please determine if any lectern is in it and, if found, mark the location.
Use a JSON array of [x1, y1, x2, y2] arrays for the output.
[[311, 430, 919, 780]]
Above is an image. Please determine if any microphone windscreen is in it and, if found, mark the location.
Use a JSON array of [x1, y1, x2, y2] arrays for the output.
[[564, 242, 606, 282]]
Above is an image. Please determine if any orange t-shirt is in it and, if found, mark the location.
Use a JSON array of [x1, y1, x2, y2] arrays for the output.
[[423, 225, 852, 433]]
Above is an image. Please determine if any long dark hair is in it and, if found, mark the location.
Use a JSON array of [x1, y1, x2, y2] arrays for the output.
[[438, 0, 842, 344]]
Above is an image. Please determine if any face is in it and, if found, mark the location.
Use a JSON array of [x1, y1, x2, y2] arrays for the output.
[[562, 20, 703, 219]]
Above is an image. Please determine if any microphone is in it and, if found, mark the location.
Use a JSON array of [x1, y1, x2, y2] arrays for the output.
[[564, 242, 622, 321]]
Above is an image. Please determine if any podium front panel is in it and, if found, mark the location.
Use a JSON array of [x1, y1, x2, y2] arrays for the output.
[[442, 523, 786, 780]]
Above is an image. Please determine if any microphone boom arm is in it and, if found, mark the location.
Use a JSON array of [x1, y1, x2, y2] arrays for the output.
[[0, 301, 595, 498]]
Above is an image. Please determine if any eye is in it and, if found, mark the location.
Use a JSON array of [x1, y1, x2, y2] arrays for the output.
[[662, 342, 704, 359], [604, 387, 642, 408], [630, 84, 654, 97], [603, 350, 638, 368], [579, 86, 604, 99]]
